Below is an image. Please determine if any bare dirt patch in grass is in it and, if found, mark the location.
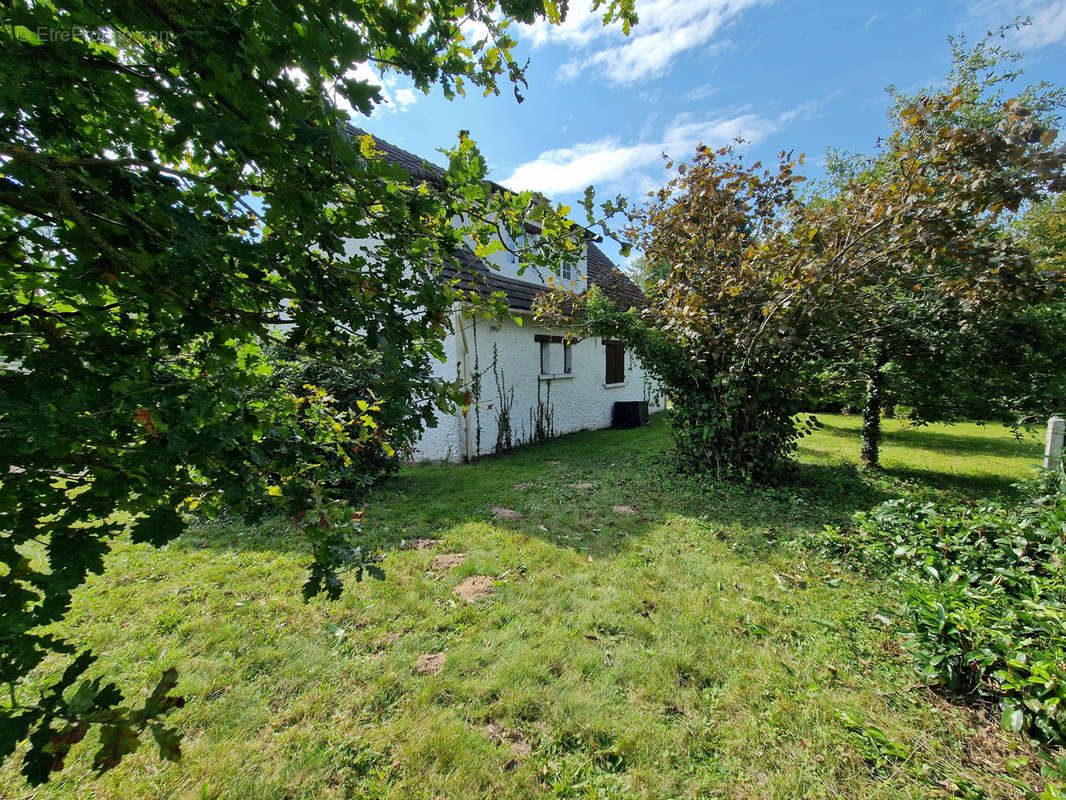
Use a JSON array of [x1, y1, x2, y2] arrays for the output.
[[612, 505, 638, 515], [409, 538, 442, 550], [956, 702, 1037, 778], [570, 482, 595, 490], [483, 722, 532, 764], [431, 552, 466, 572], [491, 506, 523, 520], [414, 652, 446, 675], [511, 482, 533, 491], [452, 575, 495, 602]]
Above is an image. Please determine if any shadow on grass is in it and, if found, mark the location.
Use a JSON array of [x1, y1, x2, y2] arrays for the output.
[[184, 418, 901, 562], [815, 421, 1038, 460], [878, 465, 1020, 498], [186, 410, 1038, 564]]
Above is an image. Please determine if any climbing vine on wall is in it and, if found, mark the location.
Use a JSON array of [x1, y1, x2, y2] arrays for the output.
[[461, 317, 564, 460], [491, 344, 516, 453], [531, 380, 556, 444]]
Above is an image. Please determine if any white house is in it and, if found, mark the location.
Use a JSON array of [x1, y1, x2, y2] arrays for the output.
[[349, 130, 664, 462]]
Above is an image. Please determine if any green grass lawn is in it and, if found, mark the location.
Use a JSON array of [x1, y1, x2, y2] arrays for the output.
[[800, 414, 1043, 497], [3, 414, 1049, 799]]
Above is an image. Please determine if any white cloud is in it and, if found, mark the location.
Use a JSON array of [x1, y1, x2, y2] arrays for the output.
[[503, 106, 795, 195], [393, 88, 419, 110], [525, 0, 618, 49], [777, 92, 840, 125], [864, 12, 883, 30], [503, 89, 840, 197], [684, 83, 720, 101], [343, 63, 421, 116], [504, 139, 660, 195], [968, 1, 1066, 48], [281, 62, 419, 119], [526, 0, 772, 85]]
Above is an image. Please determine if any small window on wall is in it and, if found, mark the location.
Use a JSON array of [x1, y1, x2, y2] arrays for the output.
[[604, 341, 625, 385], [560, 261, 572, 281], [537, 334, 576, 376], [505, 231, 529, 267]]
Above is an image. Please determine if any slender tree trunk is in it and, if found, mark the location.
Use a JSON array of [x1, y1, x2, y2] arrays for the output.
[[861, 352, 888, 468]]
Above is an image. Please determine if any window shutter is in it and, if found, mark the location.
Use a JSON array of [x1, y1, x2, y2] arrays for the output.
[[605, 342, 625, 384]]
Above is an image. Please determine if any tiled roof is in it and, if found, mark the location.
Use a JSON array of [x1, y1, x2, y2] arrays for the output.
[[355, 129, 445, 182], [346, 125, 509, 192], [438, 248, 547, 311], [586, 242, 647, 310], [346, 125, 646, 312]]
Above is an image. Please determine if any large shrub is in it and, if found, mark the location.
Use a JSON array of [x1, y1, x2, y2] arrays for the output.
[[580, 289, 817, 478]]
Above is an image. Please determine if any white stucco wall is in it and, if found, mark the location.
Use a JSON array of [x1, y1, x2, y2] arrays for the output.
[[411, 312, 663, 462]]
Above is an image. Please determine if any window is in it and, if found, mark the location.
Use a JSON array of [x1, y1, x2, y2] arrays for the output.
[[536, 334, 576, 377], [604, 341, 625, 385], [504, 231, 525, 267], [560, 261, 572, 281]]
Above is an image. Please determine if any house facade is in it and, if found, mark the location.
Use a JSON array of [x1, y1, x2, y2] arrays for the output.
[[347, 130, 664, 463], [412, 241, 664, 463]]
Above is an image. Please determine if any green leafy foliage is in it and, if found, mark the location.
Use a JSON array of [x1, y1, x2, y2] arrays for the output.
[[577, 287, 816, 479], [0, 0, 634, 783], [266, 340, 460, 495], [1019, 192, 1066, 277], [839, 711, 910, 775], [812, 478, 1066, 751], [800, 300, 1066, 429]]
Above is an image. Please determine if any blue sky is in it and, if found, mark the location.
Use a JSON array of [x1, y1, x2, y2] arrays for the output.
[[359, 0, 1066, 264]]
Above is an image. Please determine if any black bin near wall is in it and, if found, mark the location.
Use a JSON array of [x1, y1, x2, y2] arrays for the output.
[[611, 401, 649, 429]]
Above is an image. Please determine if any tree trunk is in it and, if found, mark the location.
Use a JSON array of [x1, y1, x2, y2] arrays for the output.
[[861, 355, 887, 468]]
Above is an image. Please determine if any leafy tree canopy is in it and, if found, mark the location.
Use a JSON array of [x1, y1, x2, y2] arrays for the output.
[[1019, 191, 1066, 274], [0, 0, 633, 782], [802, 29, 1066, 465], [543, 32, 1066, 478]]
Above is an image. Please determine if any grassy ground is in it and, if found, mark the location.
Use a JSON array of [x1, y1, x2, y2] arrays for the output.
[[2, 414, 1049, 799], [800, 414, 1041, 497]]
